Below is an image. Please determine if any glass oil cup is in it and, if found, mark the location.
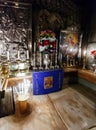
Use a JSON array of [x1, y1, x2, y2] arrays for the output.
[[9, 61, 19, 76], [1, 61, 9, 78]]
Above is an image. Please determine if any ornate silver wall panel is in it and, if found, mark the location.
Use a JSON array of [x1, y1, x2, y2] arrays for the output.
[[0, 2, 32, 61]]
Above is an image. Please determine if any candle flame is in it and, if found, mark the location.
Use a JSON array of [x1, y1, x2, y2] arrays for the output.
[[83, 50, 86, 56]]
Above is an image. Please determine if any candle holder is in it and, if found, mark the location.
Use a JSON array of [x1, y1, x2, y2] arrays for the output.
[[43, 54, 50, 70], [82, 57, 86, 69], [54, 52, 59, 69], [26, 50, 30, 72], [33, 53, 37, 70], [82, 49, 86, 69], [39, 53, 43, 70], [66, 55, 69, 67], [69, 58, 73, 67], [78, 58, 81, 67], [13, 79, 30, 115], [50, 53, 54, 69], [72, 58, 76, 66]]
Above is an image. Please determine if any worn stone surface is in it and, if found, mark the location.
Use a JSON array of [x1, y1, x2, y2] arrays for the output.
[[0, 84, 96, 130]]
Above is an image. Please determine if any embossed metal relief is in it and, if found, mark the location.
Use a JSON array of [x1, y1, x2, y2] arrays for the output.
[[86, 43, 96, 72], [59, 28, 80, 67], [0, 2, 32, 60]]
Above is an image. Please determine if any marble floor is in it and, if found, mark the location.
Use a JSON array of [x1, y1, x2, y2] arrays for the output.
[[0, 84, 96, 130]]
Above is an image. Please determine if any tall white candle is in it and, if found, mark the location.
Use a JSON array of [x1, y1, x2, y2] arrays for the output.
[[56, 39, 58, 52], [83, 49, 86, 58], [67, 55, 69, 67], [34, 42, 36, 53], [7, 51, 10, 61], [78, 33, 83, 58], [18, 50, 20, 59], [27, 50, 29, 59]]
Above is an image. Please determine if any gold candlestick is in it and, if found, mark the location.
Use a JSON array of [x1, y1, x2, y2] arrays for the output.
[[82, 50, 86, 69], [73, 58, 75, 66], [83, 57, 86, 69], [66, 55, 69, 67]]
